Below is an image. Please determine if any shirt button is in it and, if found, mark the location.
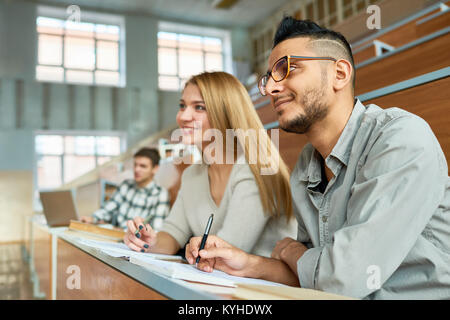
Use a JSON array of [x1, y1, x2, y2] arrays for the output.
[[322, 216, 328, 223]]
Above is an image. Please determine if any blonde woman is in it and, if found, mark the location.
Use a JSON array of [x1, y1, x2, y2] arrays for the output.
[[124, 72, 297, 277]]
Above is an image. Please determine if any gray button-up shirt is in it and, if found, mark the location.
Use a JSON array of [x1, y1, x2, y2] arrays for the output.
[[292, 99, 450, 299]]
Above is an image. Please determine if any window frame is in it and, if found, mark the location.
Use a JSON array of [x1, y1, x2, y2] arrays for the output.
[[36, 5, 126, 87], [33, 130, 127, 195], [157, 21, 232, 91]]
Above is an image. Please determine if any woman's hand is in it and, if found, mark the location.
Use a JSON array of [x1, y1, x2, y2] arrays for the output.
[[123, 217, 157, 252]]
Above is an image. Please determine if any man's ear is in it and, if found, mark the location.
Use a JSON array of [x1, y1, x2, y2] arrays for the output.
[[333, 59, 353, 91]]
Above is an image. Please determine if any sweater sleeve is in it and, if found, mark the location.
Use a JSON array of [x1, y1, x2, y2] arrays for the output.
[[215, 165, 270, 253]]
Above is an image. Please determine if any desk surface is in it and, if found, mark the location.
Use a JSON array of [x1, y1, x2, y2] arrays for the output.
[[30, 217, 226, 300], [57, 233, 222, 300]]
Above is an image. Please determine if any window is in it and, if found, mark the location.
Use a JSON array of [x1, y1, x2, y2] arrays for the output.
[[35, 132, 125, 190], [157, 21, 231, 91], [158, 31, 225, 91], [36, 15, 123, 86]]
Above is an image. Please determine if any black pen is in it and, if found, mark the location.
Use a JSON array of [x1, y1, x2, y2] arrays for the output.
[[196, 214, 214, 264]]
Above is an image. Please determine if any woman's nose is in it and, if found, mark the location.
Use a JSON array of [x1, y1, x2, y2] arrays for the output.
[[178, 106, 194, 121]]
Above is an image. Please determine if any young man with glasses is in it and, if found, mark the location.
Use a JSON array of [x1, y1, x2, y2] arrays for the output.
[[186, 17, 450, 299]]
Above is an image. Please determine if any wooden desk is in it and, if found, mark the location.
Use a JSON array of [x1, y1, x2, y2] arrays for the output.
[[28, 218, 223, 300], [56, 237, 167, 299], [29, 217, 66, 300]]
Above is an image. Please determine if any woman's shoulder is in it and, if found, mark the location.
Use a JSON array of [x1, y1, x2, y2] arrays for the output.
[[180, 163, 206, 181], [229, 160, 257, 187]]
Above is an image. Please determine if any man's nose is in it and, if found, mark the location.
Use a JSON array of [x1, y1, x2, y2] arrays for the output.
[[266, 77, 284, 96]]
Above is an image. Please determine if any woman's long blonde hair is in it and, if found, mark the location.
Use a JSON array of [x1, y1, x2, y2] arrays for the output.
[[186, 71, 293, 220]]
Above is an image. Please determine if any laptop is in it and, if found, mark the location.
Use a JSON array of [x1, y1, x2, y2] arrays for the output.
[[39, 190, 79, 227]]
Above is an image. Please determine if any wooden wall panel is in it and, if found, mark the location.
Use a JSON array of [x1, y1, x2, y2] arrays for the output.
[[256, 102, 278, 125], [355, 33, 450, 95]]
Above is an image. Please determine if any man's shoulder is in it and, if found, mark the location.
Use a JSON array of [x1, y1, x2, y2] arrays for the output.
[[361, 104, 434, 145], [362, 104, 426, 129], [118, 179, 135, 189], [147, 181, 169, 196]]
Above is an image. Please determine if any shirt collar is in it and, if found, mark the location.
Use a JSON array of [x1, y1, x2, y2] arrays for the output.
[[134, 180, 156, 190], [328, 99, 366, 167], [297, 99, 366, 182]]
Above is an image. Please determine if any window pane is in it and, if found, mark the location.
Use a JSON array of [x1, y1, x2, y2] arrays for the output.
[[64, 136, 75, 154], [97, 156, 111, 165], [159, 75, 180, 91], [95, 70, 119, 86], [178, 34, 202, 49], [37, 155, 62, 189], [64, 37, 95, 70], [158, 47, 177, 75], [63, 155, 96, 183], [205, 53, 223, 71], [203, 37, 222, 52], [158, 31, 177, 48], [96, 136, 121, 155], [38, 35, 63, 65], [97, 41, 119, 70], [66, 70, 93, 84], [36, 17, 64, 35], [36, 135, 64, 155], [96, 24, 120, 41], [178, 49, 203, 78], [73, 136, 96, 155], [65, 20, 95, 37], [36, 65, 64, 82]]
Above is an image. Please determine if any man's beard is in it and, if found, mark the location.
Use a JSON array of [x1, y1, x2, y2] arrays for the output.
[[279, 86, 329, 134]]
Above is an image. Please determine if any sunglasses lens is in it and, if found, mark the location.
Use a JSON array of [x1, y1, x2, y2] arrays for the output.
[[272, 57, 288, 81]]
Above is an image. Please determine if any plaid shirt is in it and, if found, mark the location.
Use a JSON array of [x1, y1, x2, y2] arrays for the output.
[[92, 179, 170, 231]]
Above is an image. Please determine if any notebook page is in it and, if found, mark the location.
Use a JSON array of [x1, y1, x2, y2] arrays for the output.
[[75, 237, 182, 260], [130, 254, 286, 288]]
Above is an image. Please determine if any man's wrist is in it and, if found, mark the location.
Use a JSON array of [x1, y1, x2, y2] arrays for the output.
[[244, 253, 265, 278]]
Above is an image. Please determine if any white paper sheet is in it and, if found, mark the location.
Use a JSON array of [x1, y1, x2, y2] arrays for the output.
[[130, 254, 286, 288], [75, 237, 182, 261]]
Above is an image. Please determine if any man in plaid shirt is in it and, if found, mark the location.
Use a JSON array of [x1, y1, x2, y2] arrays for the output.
[[80, 148, 170, 231]]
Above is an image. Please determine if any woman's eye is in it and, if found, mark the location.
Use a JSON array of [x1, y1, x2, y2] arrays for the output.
[[179, 104, 186, 109], [195, 105, 206, 111]]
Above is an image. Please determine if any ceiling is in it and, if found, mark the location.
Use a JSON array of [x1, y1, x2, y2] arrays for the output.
[[32, 0, 293, 28]]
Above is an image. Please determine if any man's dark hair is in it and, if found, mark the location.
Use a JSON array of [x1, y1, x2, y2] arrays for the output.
[[133, 147, 160, 166], [273, 17, 355, 90]]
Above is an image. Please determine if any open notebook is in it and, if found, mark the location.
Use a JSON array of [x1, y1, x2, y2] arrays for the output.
[[129, 254, 286, 288], [74, 237, 182, 261]]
